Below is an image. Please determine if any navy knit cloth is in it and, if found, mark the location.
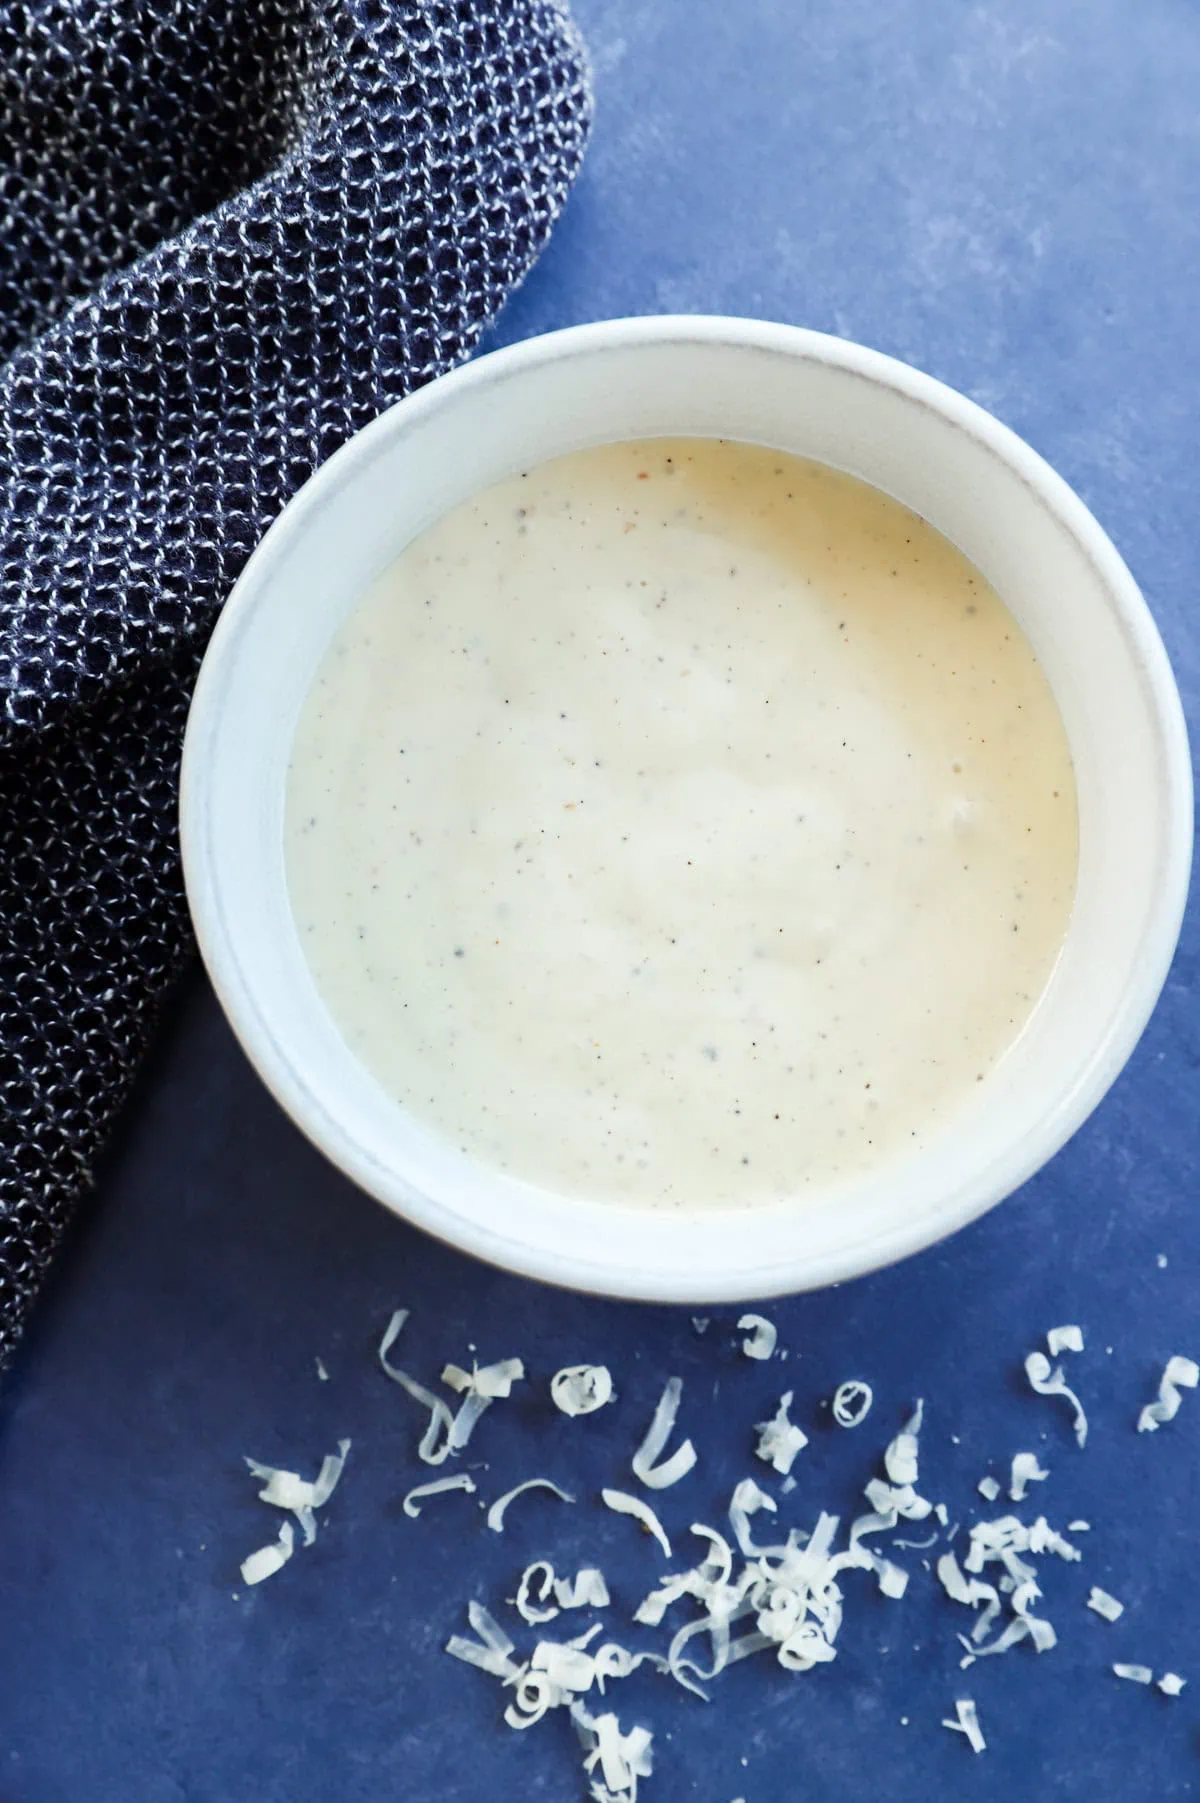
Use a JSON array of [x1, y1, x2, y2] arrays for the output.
[[0, 0, 592, 1369]]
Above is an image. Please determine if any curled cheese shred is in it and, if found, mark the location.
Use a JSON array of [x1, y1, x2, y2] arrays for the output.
[[441, 1355, 525, 1453], [602, 1487, 672, 1559], [831, 1380, 873, 1428], [591, 1643, 669, 1693], [936, 1551, 1001, 1643], [402, 1474, 477, 1519], [942, 1698, 986, 1754], [503, 1667, 558, 1730], [1137, 1355, 1199, 1433], [1046, 1324, 1084, 1357], [632, 1376, 697, 1490], [443, 1357, 525, 1400], [531, 1638, 598, 1695], [515, 1560, 558, 1624], [379, 1315, 525, 1460], [571, 1702, 654, 1803], [863, 1475, 932, 1524], [486, 1477, 575, 1533], [737, 1314, 777, 1360], [551, 1364, 614, 1417], [1026, 1518, 1081, 1562], [1087, 1586, 1124, 1622], [728, 1477, 779, 1557], [446, 1599, 522, 1680], [245, 1438, 350, 1546], [379, 1310, 455, 1464], [1009, 1452, 1049, 1502], [240, 1520, 294, 1587], [556, 1567, 611, 1610], [755, 1391, 808, 1476], [883, 1400, 924, 1487], [1025, 1350, 1088, 1448]]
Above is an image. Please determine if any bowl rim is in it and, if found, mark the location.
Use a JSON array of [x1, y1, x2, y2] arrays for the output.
[[180, 315, 1194, 1301]]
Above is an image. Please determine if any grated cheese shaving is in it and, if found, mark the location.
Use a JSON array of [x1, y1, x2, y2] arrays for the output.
[[883, 1400, 924, 1486], [1009, 1452, 1049, 1502], [754, 1391, 808, 1475], [379, 1312, 524, 1461], [977, 1475, 1001, 1502], [443, 1357, 525, 1400], [942, 1697, 986, 1753], [1113, 1663, 1153, 1684], [1025, 1350, 1088, 1447], [729, 1477, 778, 1556], [666, 1604, 750, 1698], [936, 1550, 1001, 1642], [402, 1474, 477, 1519], [515, 1559, 560, 1624], [632, 1377, 697, 1489], [1158, 1672, 1186, 1697], [856, 1405, 932, 1536], [875, 1562, 909, 1599], [379, 1310, 456, 1464], [737, 1314, 777, 1360], [487, 1477, 575, 1533], [245, 1438, 350, 1546], [1086, 1586, 1124, 1622], [441, 1356, 525, 1452], [1046, 1325, 1084, 1357], [1026, 1517, 1081, 1561], [514, 1561, 613, 1625], [571, 1701, 654, 1803], [1136, 1355, 1199, 1433], [691, 1317, 710, 1335], [315, 1358, 329, 1381], [892, 1529, 938, 1551], [591, 1642, 669, 1693], [446, 1599, 523, 1680], [602, 1487, 673, 1558], [551, 1365, 614, 1417], [557, 1568, 612, 1611], [532, 1637, 600, 1694], [240, 1520, 295, 1586], [503, 1666, 560, 1729], [831, 1380, 873, 1428]]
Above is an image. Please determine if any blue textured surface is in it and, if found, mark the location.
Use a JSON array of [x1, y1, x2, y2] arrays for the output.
[[2, 0, 1199, 1797]]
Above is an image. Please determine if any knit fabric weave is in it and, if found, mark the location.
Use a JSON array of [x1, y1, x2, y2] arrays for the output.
[[0, 0, 591, 1368]]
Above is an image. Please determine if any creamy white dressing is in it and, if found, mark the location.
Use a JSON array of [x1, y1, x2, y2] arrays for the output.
[[285, 438, 1077, 1209]]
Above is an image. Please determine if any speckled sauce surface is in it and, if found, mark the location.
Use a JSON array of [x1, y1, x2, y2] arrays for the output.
[[287, 439, 1075, 1206], [2, 2, 1199, 1800]]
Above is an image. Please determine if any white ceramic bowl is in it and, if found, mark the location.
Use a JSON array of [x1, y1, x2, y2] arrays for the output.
[[180, 317, 1193, 1302]]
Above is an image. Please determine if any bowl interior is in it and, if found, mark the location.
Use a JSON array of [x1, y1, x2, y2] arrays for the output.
[[181, 319, 1192, 1301]]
